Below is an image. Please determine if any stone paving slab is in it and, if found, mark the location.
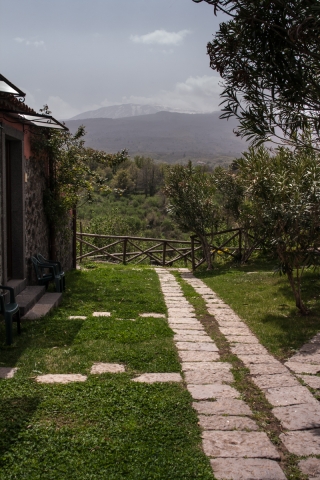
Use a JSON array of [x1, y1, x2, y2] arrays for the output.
[[230, 344, 268, 355], [298, 458, 320, 478], [210, 458, 286, 480], [202, 431, 280, 459], [215, 315, 243, 322], [249, 363, 289, 375], [179, 351, 220, 362], [165, 301, 190, 305], [132, 373, 182, 383], [191, 288, 215, 294], [193, 399, 252, 416], [220, 327, 253, 336], [175, 342, 218, 352], [290, 353, 320, 364], [285, 361, 320, 374], [300, 343, 320, 354], [280, 429, 320, 455], [174, 334, 214, 343], [0, 367, 18, 379], [69, 316, 87, 320], [264, 385, 317, 406], [187, 384, 239, 400], [251, 373, 300, 390], [227, 335, 260, 344], [181, 361, 230, 371], [309, 333, 320, 344], [273, 403, 320, 430], [167, 307, 195, 313], [184, 369, 234, 384], [160, 289, 182, 294], [198, 414, 258, 431], [168, 318, 201, 324], [92, 312, 111, 317], [167, 312, 196, 318], [90, 363, 125, 374], [216, 320, 245, 327], [172, 329, 207, 336], [298, 374, 320, 389], [207, 306, 234, 313], [205, 300, 225, 305], [170, 322, 205, 333], [35, 374, 87, 384], [139, 313, 166, 318], [237, 354, 280, 366]]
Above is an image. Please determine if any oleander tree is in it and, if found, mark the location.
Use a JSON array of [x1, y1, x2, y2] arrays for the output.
[[237, 145, 320, 315], [163, 162, 221, 270], [193, 0, 320, 150]]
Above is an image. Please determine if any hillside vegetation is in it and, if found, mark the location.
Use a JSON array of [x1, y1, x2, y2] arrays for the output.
[[77, 155, 188, 240], [65, 111, 248, 167]]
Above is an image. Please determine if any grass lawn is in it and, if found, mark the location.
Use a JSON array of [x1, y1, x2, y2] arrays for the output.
[[194, 256, 320, 360], [0, 265, 214, 480]]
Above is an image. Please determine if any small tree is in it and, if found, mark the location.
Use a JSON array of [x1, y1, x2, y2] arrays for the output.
[[237, 145, 320, 314], [163, 162, 220, 270]]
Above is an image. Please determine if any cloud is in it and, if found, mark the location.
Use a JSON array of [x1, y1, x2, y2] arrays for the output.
[[44, 96, 82, 120], [120, 75, 224, 113], [14, 37, 45, 48], [130, 29, 191, 46]]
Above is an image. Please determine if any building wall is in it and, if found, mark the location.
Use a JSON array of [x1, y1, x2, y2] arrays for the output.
[[1, 120, 73, 284], [0, 128, 3, 284], [24, 154, 50, 284]]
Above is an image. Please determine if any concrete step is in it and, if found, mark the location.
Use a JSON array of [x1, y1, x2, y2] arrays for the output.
[[22, 292, 63, 320], [7, 279, 27, 296], [16, 286, 46, 316]]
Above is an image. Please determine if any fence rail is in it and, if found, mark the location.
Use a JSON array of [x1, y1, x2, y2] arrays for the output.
[[76, 228, 258, 269]]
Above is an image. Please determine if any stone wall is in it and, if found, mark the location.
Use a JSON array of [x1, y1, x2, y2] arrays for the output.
[[24, 155, 74, 284], [24, 155, 50, 284], [0, 133, 3, 284]]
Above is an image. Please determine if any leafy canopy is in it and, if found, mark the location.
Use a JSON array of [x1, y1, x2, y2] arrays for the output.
[[163, 161, 219, 236], [193, 0, 320, 148], [237, 145, 320, 313]]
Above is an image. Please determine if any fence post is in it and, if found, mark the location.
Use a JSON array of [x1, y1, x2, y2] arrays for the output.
[[80, 221, 83, 263], [123, 238, 128, 264], [239, 229, 242, 261], [191, 236, 195, 271], [162, 241, 167, 266]]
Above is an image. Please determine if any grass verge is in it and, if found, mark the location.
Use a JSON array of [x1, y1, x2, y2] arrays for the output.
[[196, 256, 320, 360]]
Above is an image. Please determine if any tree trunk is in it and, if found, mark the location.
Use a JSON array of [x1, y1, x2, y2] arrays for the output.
[[286, 268, 309, 315], [199, 234, 213, 270]]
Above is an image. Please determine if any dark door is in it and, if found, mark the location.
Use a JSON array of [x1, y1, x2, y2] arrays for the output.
[[5, 139, 12, 280]]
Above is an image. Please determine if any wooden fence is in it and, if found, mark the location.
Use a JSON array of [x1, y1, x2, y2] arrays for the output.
[[76, 228, 258, 269]]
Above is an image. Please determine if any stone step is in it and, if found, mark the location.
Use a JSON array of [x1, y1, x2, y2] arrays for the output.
[[7, 279, 27, 296], [21, 292, 63, 320], [16, 286, 46, 316]]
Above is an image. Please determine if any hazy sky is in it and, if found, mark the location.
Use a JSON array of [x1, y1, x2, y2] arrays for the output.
[[0, 0, 226, 119]]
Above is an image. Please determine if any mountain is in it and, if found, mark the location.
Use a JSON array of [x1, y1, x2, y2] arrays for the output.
[[65, 111, 248, 166], [69, 103, 197, 120]]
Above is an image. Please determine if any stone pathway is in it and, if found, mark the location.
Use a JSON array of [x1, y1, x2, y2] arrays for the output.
[[156, 268, 286, 480], [156, 267, 320, 480]]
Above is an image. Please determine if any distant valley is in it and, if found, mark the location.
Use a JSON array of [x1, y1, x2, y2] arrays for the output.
[[65, 105, 248, 166]]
